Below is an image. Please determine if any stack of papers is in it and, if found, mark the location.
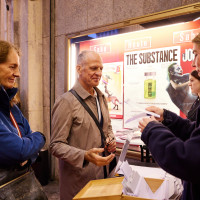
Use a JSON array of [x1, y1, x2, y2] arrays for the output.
[[118, 161, 183, 200], [115, 129, 144, 151], [115, 130, 141, 140]]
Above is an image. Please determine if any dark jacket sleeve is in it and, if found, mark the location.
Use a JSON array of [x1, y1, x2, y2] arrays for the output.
[[141, 118, 200, 183], [162, 109, 196, 141]]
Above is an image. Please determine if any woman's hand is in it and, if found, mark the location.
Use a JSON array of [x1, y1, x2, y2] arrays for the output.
[[145, 106, 164, 122], [138, 116, 157, 132]]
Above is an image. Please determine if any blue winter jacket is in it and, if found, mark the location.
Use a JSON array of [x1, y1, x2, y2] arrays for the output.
[[0, 86, 45, 168], [142, 108, 200, 200]]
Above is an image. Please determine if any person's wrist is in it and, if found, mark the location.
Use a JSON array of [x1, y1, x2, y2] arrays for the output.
[[161, 109, 167, 123], [83, 151, 90, 167], [84, 151, 89, 161]]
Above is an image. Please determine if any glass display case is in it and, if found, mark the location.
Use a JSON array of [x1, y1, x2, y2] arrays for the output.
[[66, 6, 200, 161]]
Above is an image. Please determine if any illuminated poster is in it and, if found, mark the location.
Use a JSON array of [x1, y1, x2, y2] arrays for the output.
[[98, 62, 123, 119], [77, 19, 200, 123], [123, 46, 196, 129]]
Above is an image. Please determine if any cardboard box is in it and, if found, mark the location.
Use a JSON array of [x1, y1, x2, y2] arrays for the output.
[[73, 177, 152, 200]]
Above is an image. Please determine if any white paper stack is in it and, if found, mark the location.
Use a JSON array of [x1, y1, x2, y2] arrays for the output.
[[116, 161, 183, 200]]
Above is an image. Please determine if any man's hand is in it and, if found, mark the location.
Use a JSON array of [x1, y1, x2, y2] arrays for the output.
[[105, 137, 116, 153], [145, 106, 164, 122], [84, 148, 115, 166], [138, 116, 157, 132]]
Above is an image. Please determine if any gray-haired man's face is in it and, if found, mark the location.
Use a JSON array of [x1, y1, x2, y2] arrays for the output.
[[77, 52, 103, 92]]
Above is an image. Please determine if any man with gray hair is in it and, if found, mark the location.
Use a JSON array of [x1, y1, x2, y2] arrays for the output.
[[50, 50, 116, 200]]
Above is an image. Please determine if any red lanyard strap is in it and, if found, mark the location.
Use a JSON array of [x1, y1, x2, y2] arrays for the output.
[[10, 111, 22, 138], [10, 111, 29, 166]]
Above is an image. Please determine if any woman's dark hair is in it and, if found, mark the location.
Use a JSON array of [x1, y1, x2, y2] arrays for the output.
[[190, 70, 200, 81], [0, 40, 20, 64]]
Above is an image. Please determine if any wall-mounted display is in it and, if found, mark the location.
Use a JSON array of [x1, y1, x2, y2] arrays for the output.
[[70, 19, 200, 128]]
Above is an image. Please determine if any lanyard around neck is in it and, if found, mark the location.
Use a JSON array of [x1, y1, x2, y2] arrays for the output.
[[10, 111, 22, 138]]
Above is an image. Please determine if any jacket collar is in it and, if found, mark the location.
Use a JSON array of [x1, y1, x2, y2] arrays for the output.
[[0, 85, 18, 113], [72, 80, 104, 100]]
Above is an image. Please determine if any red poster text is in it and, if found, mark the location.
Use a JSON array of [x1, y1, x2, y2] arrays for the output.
[[173, 28, 200, 44], [125, 37, 151, 51], [90, 43, 111, 53]]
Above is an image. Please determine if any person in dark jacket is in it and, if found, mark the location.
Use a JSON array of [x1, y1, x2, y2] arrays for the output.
[[138, 33, 200, 200], [0, 40, 46, 199], [187, 70, 200, 121]]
